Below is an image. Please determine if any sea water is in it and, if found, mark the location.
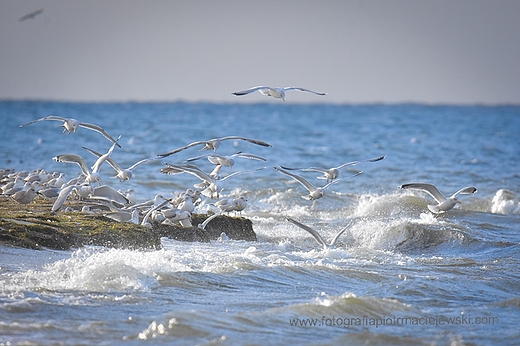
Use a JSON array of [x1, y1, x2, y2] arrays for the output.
[[0, 101, 519, 345]]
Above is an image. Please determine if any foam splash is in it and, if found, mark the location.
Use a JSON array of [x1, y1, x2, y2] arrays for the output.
[[490, 189, 520, 215]]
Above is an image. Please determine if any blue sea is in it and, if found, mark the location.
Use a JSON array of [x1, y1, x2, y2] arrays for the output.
[[1, 101, 519, 345]]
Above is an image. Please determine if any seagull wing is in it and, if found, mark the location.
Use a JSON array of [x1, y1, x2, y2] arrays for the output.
[[282, 87, 328, 96], [300, 167, 330, 174], [185, 153, 211, 162], [165, 163, 213, 183], [335, 161, 360, 170], [330, 221, 353, 247], [206, 154, 227, 165], [450, 186, 477, 198], [400, 183, 446, 203], [287, 218, 327, 249], [336, 155, 386, 170], [19, 115, 66, 127], [92, 185, 129, 205], [52, 185, 79, 212], [232, 86, 271, 96], [83, 146, 123, 174], [274, 166, 316, 193], [198, 213, 220, 230], [220, 167, 265, 181], [218, 136, 273, 148], [321, 171, 362, 190], [232, 152, 267, 161], [53, 154, 90, 176], [127, 158, 153, 171], [279, 165, 303, 170], [91, 140, 118, 173], [157, 141, 207, 157], [77, 121, 122, 148]]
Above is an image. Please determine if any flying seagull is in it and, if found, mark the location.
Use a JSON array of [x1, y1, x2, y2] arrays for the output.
[[286, 217, 352, 251], [186, 151, 267, 170], [232, 86, 328, 101], [282, 155, 386, 183], [158, 136, 272, 158], [53, 140, 119, 185], [274, 166, 362, 200], [83, 146, 154, 181], [20, 115, 121, 148], [400, 183, 477, 217]]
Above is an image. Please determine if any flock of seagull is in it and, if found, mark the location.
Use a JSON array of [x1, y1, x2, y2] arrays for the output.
[[2, 87, 478, 249]]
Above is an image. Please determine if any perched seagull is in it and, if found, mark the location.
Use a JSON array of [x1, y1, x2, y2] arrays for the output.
[[20, 115, 121, 148], [232, 86, 327, 102], [131, 194, 166, 211], [19, 8, 44, 22], [10, 187, 38, 205], [157, 136, 272, 157], [282, 155, 386, 183], [400, 183, 477, 217], [176, 195, 195, 213], [104, 209, 140, 224], [37, 186, 61, 199], [53, 140, 119, 185], [214, 196, 248, 215], [83, 146, 154, 181], [122, 189, 136, 206], [274, 166, 362, 200], [286, 218, 352, 251], [186, 151, 267, 170]]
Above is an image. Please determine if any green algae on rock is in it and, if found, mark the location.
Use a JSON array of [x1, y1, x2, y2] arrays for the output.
[[0, 197, 256, 250]]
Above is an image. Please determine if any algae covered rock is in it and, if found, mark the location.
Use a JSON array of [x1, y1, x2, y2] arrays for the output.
[[0, 197, 256, 250]]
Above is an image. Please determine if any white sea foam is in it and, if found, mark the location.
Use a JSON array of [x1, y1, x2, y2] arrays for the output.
[[490, 189, 520, 215]]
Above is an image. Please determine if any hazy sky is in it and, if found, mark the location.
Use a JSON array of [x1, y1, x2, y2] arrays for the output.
[[1, 0, 520, 104]]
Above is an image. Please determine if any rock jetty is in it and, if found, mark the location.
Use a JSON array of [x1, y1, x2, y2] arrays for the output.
[[0, 198, 256, 251]]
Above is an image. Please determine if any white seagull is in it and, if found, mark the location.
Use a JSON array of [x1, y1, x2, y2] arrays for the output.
[[282, 155, 386, 183], [162, 163, 264, 199], [400, 183, 477, 217], [214, 196, 247, 214], [274, 166, 362, 200], [286, 218, 352, 251], [232, 86, 328, 102], [83, 146, 154, 181], [186, 151, 267, 170], [51, 184, 94, 212], [53, 140, 118, 185], [20, 115, 121, 148], [157, 136, 272, 157]]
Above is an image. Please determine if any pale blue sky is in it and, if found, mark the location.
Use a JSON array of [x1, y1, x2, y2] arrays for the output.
[[1, 0, 519, 104]]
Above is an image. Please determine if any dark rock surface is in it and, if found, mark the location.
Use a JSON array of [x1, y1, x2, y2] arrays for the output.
[[0, 198, 256, 250]]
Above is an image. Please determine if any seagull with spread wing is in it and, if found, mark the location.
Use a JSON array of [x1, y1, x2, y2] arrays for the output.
[[400, 183, 477, 218], [232, 86, 327, 101], [158, 136, 272, 158], [282, 155, 386, 183], [186, 151, 267, 170], [274, 166, 362, 201], [53, 140, 119, 185], [20, 115, 121, 148], [82, 146, 154, 181], [286, 218, 352, 251]]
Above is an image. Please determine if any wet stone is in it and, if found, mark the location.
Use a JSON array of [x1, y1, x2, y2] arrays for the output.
[[0, 197, 257, 250]]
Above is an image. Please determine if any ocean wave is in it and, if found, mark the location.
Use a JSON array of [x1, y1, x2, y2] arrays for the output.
[[490, 189, 520, 215]]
